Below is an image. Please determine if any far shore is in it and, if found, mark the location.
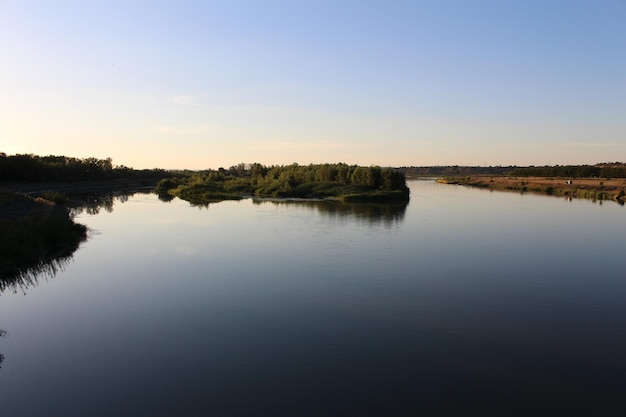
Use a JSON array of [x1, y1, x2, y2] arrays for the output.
[[437, 176, 626, 203], [0, 178, 160, 196]]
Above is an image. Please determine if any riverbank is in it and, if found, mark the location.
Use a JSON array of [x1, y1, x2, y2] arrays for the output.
[[0, 178, 160, 196], [437, 176, 626, 203], [0, 191, 87, 282]]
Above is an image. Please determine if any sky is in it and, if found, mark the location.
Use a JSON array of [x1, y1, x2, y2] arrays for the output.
[[1, 0, 625, 169]]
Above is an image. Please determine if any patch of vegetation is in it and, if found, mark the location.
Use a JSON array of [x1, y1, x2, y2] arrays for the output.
[[157, 163, 410, 204], [174, 183, 242, 204]]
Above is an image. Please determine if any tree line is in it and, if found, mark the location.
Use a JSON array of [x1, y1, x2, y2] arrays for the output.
[[170, 162, 407, 191], [0, 153, 167, 182], [243, 162, 408, 191], [399, 163, 626, 179], [399, 166, 514, 177], [510, 163, 626, 178]]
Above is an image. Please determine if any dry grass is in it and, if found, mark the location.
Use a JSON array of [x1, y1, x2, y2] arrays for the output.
[[476, 176, 624, 190], [438, 176, 626, 202]]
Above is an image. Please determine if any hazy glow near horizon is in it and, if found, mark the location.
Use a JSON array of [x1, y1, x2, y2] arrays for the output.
[[1, 1, 624, 169]]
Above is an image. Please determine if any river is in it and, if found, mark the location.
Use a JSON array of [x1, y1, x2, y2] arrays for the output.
[[1, 180, 625, 416]]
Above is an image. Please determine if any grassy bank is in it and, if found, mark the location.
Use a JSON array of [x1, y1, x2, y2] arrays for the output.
[[438, 176, 626, 203], [0, 191, 88, 285]]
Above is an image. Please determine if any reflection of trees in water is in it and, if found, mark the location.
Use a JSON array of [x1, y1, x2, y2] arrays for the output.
[[1, 217, 86, 293], [188, 201, 220, 210], [0, 190, 150, 368], [0, 191, 146, 292], [68, 193, 115, 215], [186, 198, 407, 226], [68, 190, 147, 216], [252, 199, 407, 227], [319, 202, 407, 227], [188, 199, 242, 210], [0, 256, 74, 295], [69, 193, 115, 216], [0, 329, 6, 369], [158, 193, 175, 202], [0, 190, 147, 294]]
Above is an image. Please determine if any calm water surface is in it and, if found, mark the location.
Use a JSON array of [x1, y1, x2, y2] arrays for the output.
[[1, 180, 625, 416]]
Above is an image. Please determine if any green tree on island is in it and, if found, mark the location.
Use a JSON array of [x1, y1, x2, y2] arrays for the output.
[[156, 163, 410, 204]]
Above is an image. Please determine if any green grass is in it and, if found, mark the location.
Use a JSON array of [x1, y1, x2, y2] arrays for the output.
[[167, 180, 410, 203], [170, 184, 243, 204]]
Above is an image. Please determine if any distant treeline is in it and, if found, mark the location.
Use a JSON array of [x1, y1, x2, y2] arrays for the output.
[[157, 162, 409, 203], [399, 166, 514, 177], [509, 163, 626, 178], [0, 153, 168, 182], [399, 163, 626, 178]]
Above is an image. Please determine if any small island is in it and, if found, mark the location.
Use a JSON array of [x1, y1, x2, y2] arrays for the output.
[[156, 163, 410, 204]]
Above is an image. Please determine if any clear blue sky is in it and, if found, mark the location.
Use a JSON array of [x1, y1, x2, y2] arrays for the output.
[[1, 0, 624, 169]]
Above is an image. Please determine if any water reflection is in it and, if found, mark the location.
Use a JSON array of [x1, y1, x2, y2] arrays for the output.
[[68, 190, 149, 216], [187, 198, 238, 209], [2, 183, 626, 414], [252, 198, 408, 226], [69, 193, 115, 215], [0, 256, 75, 295], [0, 329, 6, 369], [0, 190, 145, 294], [183, 197, 407, 226], [157, 193, 175, 202]]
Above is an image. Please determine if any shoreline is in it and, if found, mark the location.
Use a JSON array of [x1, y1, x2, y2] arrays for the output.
[[0, 178, 160, 196], [0, 191, 88, 280], [437, 176, 626, 204]]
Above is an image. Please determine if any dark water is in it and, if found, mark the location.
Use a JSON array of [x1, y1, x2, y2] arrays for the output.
[[1, 181, 625, 416]]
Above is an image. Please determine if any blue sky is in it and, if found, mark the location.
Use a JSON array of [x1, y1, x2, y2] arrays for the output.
[[1, 0, 624, 169]]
